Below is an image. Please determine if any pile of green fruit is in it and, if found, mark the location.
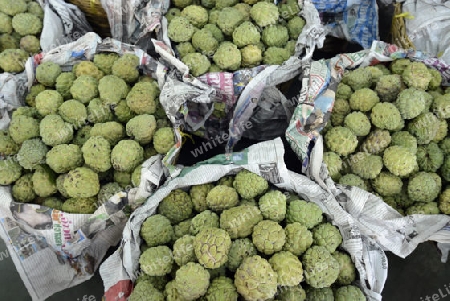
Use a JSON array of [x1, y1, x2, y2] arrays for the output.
[[165, 0, 306, 76], [323, 59, 450, 216], [0, 53, 174, 213], [0, 0, 44, 73], [131, 170, 366, 301]]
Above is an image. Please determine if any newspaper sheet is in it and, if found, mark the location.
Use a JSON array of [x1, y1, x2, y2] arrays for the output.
[[100, 138, 387, 301], [0, 33, 167, 300], [285, 40, 450, 262]]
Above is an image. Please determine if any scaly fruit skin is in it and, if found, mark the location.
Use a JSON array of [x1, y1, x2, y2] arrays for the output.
[[360, 129, 391, 155], [371, 172, 403, 196], [112, 53, 140, 83], [302, 246, 340, 288], [342, 68, 372, 91], [339, 173, 369, 191], [97, 182, 122, 204], [0, 48, 28, 73], [93, 52, 119, 75], [205, 276, 238, 301], [306, 287, 334, 301], [402, 61, 432, 90], [249, 2, 279, 27], [9, 115, 40, 145], [395, 88, 426, 119], [233, 169, 268, 199], [190, 210, 219, 235], [334, 285, 366, 301], [407, 172, 440, 203], [190, 184, 214, 212], [240, 45, 262, 68], [263, 46, 290, 65], [70, 75, 99, 104], [406, 202, 440, 215], [344, 112, 371, 136], [98, 75, 129, 105], [194, 227, 232, 269], [286, 200, 323, 229], [173, 219, 192, 240], [391, 131, 417, 154], [408, 112, 440, 144], [283, 222, 313, 256], [262, 24, 289, 47], [31, 165, 57, 197], [110, 140, 144, 172], [375, 74, 402, 102], [0, 159, 22, 185], [35, 90, 63, 116], [234, 255, 278, 301], [182, 52, 211, 77], [90, 122, 125, 146], [153, 127, 175, 154], [173, 235, 196, 266], [139, 246, 174, 276], [159, 189, 193, 224], [55, 72, 75, 100], [335, 83, 353, 101], [164, 280, 186, 301], [349, 88, 380, 112], [226, 238, 257, 272], [128, 280, 164, 301], [332, 251, 356, 285], [174, 262, 210, 301], [287, 15, 305, 39], [40, 115, 74, 146], [312, 222, 343, 253], [12, 174, 35, 202], [268, 251, 303, 286], [181, 5, 209, 27], [433, 119, 448, 142], [206, 185, 239, 211], [16, 138, 48, 170], [324, 126, 358, 156], [383, 146, 418, 178], [81, 136, 112, 173], [349, 152, 383, 180], [370, 102, 403, 131], [438, 188, 450, 214], [277, 285, 307, 301], [135, 274, 168, 291], [63, 167, 100, 198], [416, 142, 444, 172], [432, 94, 450, 119], [41, 197, 63, 210], [46, 144, 83, 173], [126, 114, 157, 145], [61, 197, 97, 214], [213, 41, 241, 70], [252, 220, 286, 255], [140, 214, 174, 247], [323, 152, 343, 181], [233, 21, 260, 48], [390, 58, 410, 75], [258, 190, 286, 222]]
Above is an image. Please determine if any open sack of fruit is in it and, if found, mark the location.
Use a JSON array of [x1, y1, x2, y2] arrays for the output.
[[0, 0, 92, 129], [0, 32, 174, 301], [99, 138, 388, 301], [286, 40, 450, 261], [127, 0, 328, 169]]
